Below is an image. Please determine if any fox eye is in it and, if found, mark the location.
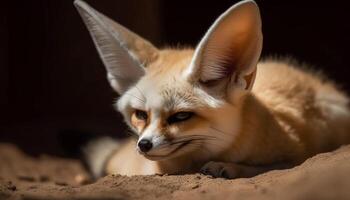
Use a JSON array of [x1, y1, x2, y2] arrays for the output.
[[135, 110, 148, 120], [167, 112, 194, 124]]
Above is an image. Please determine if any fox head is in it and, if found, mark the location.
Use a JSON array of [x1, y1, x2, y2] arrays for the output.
[[75, 0, 262, 161]]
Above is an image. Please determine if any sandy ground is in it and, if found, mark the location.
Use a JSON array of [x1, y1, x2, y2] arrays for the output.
[[1, 143, 350, 200]]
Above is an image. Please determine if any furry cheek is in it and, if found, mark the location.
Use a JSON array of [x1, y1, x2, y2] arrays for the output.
[[163, 125, 180, 139], [168, 126, 179, 135]]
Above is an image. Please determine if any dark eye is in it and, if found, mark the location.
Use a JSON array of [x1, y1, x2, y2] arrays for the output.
[[135, 110, 148, 120], [167, 112, 194, 124]]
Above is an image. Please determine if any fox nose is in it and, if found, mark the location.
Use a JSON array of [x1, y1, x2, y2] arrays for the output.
[[138, 139, 153, 153]]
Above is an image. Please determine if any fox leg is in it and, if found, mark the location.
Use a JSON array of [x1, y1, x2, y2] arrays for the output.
[[200, 161, 290, 179]]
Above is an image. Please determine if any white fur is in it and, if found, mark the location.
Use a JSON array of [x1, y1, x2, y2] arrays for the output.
[[75, 0, 350, 178], [76, 0, 263, 166], [74, 0, 145, 93], [82, 137, 119, 178]]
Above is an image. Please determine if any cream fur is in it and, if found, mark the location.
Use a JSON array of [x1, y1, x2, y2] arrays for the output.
[[75, 0, 350, 178]]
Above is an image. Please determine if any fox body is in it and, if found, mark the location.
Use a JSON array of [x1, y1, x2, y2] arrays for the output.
[[75, 0, 350, 179]]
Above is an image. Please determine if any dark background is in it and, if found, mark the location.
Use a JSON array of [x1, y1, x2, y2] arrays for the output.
[[1, 0, 349, 156]]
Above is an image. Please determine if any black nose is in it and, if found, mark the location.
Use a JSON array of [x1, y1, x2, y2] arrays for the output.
[[138, 139, 153, 152]]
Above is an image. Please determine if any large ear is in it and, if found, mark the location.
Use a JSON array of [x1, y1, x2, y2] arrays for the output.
[[185, 0, 262, 91], [74, 0, 159, 94]]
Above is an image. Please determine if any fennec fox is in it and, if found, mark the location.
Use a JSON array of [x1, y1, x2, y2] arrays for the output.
[[74, 0, 350, 179]]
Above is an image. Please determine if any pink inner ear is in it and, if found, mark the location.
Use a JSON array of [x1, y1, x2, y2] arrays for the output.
[[243, 67, 257, 90], [197, 3, 261, 84]]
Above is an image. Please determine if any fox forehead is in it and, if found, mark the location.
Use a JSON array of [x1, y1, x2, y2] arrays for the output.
[[146, 49, 194, 79], [117, 49, 223, 114]]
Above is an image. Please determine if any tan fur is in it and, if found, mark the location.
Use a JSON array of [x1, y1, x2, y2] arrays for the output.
[[131, 112, 147, 132], [75, 0, 350, 178], [106, 51, 350, 175]]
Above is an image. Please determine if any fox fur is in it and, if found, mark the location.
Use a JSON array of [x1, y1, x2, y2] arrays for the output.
[[74, 0, 350, 179]]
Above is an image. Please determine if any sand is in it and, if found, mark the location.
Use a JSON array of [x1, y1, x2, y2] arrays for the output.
[[1, 143, 350, 200]]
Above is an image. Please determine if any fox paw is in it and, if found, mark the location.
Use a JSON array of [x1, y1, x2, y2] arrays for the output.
[[200, 161, 241, 179]]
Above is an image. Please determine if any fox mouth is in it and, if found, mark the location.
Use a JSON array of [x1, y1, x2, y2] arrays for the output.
[[143, 140, 192, 159], [139, 135, 215, 160]]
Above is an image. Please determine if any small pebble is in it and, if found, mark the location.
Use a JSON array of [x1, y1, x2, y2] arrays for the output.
[[195, 175, 202, 180], [39, 175, 50, 182], [17, 175, 36, 182], [7, 182, 16, 191], [28, 185, 38, 190], [55, 181, 68, 186]]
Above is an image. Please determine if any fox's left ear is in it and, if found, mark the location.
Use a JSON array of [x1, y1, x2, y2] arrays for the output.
[[185, 0, 262, 91], [74, 0, 158, 94]]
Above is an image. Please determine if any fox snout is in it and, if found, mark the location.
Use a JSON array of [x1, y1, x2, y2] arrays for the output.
[[136, 134, 171, 155], [135, 133, 196, 161], [137, 139, 153, 153]]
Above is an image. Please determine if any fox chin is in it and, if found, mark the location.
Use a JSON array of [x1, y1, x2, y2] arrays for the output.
[[74, 0, 350, 179]]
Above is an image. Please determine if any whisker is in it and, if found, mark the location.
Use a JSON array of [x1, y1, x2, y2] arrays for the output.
[[172, 142, 202, 151], [168, 138, 206, 145], [209, 126, 231, 135], [167, 137, 215, 145], [174, 134, 217, 140], [156, 139, 201, 149], [135, 86, 147, 100], [156, 134, 218, 149]]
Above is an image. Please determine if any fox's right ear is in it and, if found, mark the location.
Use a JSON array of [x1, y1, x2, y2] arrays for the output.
[[185, 0, 262, 92], [74, 0, 158, 94]]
